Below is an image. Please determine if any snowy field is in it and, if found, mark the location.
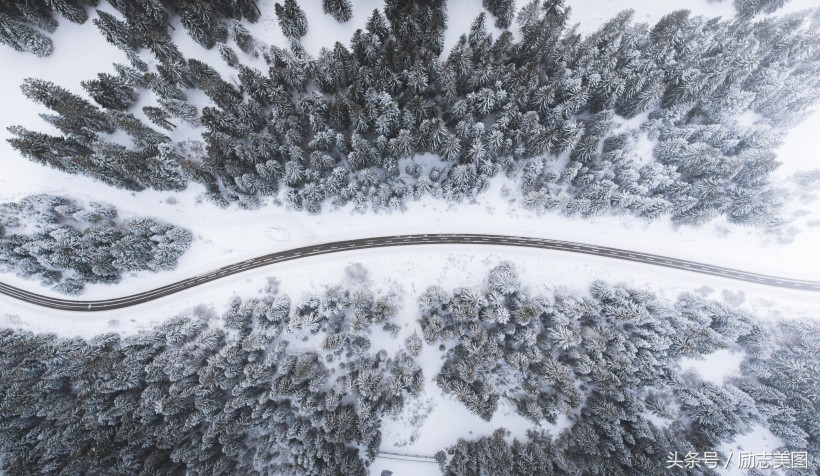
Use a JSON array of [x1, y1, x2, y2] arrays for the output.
[[1, 0, 819, 305], [0, 0, 818, 474], [1, 245, 815, 473]]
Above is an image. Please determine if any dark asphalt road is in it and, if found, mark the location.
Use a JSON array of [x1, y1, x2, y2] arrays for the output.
[[0, 234, 817, 312]]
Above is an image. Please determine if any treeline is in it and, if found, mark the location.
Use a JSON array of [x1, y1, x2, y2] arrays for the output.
[[0, 0, 797, 58], [735, 0, 794, 19], [0, 0, 261, 57], [0, 194, 191, 294], [0, 271, 422, 475], [422, 263, 818, 475], [0, 264, 816, 474], [7, 1, 820, 227]]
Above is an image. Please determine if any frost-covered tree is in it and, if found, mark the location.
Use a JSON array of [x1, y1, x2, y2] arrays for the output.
[[178, 0, 229, 49], [0, 0, 93, 56], [20, 78, 115, 135], [0, 195, 192, 294], [0, 13, 54, 56], [274, 0, 307, 39], [0, 270, 421, 474], [322, 0, 353, 23], [9, 0, 819, 228], [430, 269, 815, 476], [483, 0, 515, 29], [81, 71, 138, 110], [734, 0, 793, 18]]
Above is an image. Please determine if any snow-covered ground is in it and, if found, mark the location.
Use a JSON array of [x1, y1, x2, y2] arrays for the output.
[[0, 1, 818, 475], [4, 243, 811, 473], [3, 170, 820, 302], [1, 1, 818, 304], [3, 245, 810, 475]]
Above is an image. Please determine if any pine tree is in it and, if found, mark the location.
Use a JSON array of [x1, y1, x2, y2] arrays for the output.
[[44, 0, 89, 24], [0, 195, 191, 293], [20, 78, 115, 135], [93, 9, 146, 69], [322, 0, 353, 23], [179, 1, 227, 49], [158, 97, 199, 127], [483, 0, 515, 29], [81, 72, 138, 110], [274, 0, 307, 39], [232, 20, 256, 55], [734, 0, 792, 19], [0, 14, 54, 56], [143, 106, 175, 130], [0, 0, 91, 56], [219, 43, 239, 67]]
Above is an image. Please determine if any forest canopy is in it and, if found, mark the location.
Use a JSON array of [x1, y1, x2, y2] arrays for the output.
[[0, 266, 816, 475], [0, 194, 191, 294], [4, 0, 818, 229]]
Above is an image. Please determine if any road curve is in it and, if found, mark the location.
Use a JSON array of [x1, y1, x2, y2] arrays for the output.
[[0, 234, 818, 312]]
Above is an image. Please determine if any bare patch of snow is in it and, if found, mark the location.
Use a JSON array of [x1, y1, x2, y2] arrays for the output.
[[678, 348, 746, 386]]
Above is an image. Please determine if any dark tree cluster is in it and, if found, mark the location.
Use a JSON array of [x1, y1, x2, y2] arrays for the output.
[[0, 275, 422, 475], [0, 261, 815, 475], [422, 263, 818, 475], [0, 0, 261, 58], [322, 0, 353, 23], [0, 195, 191, 294], [275, 0, 307, 40], [90, 0, 262, 75], [9, 76, 187, 191], [734, 0, 793, 19], [732, 320, 820, 474], [7, 1, 820, 227], [0, 0, 96, 57], [483, 0, 515, 29]]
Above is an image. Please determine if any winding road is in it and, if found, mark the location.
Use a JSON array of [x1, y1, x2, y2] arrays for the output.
[[0, 234, 817, 312]]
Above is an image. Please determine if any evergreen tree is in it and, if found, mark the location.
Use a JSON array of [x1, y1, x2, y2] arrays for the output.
[[0, 13, 54, 56], [20, 78, 115, 135], [322, 0, 353, 23], [274, 0, 307, 39], [81, 71, 138, 110], [0, 0, 94, 56], [0, 195, 191, 293], [483, 0, 515, 29], [9, 0, 819, 228], [178, 0, 228, 49], [0, 269, 421, 474], [143, 105, 175, 130], [734, 0, 792, 19]]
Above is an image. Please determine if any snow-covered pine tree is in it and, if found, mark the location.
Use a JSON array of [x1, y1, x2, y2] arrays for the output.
[[274, 0, 307, 39], [0, 13, 54, 56], [734, 0, 792, 19], [20, 78, 116, 135], [0, 0, 93, 56], [322, 0, 353, 23], [483, 0, 515, 29], [81, 71, 138, 110], [178, 0, 228, 49]]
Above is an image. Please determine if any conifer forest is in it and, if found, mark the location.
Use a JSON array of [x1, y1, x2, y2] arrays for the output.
[[0, 0, 818, 475]]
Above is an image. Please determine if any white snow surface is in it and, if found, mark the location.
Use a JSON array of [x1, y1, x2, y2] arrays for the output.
[[0, 1, 818, 305], [1, 245, 815, 471], [678, 348, 746, 386], [718, 426, 787, 476], [2, 173, 820, 302], [0, 1, 818, 474]]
